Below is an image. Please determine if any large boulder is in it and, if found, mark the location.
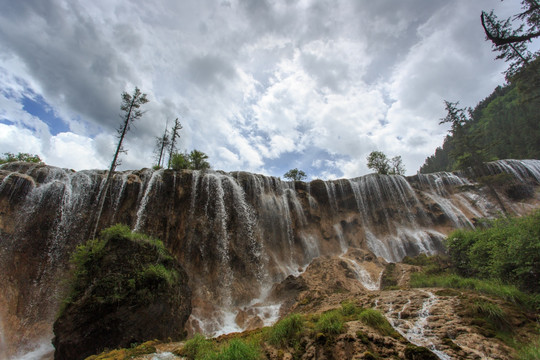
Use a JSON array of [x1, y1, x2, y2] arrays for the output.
[[52, 224, 191, 360]]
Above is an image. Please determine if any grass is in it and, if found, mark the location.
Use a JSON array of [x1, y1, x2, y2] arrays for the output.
[[179, 335, 261, 360], [203, 339, 261, 360], [267, 313, 305, 347], [86, 341, 159, 360], [469, 299, 509, 330], [410, 272, 538, 310], [357, 309, 400, 338], [518, 337, 540, 360], [339, 300, 364, 318], [315, 310, 345, 335], [179, 334, 215, 360]]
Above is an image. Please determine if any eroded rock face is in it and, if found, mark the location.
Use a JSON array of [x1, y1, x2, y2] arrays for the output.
[[1, 160, 540, 356], [52, 226, 191, 360]]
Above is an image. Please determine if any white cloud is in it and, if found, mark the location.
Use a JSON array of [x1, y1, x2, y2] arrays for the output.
[[0, 0, 535, 178]]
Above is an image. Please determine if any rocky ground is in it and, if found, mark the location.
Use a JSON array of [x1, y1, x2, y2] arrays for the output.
[[87, 250, 538, 360]]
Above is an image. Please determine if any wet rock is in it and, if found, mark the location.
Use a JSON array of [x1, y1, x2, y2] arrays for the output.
[[52, 225, 191, 360]]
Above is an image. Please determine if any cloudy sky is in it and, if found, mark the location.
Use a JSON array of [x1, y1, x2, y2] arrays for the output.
[[0, 0, 537, 179]]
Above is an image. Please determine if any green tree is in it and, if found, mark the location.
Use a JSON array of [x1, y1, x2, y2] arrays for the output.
[[170, 152, 191, 170], [367, 151, 405, 175], [0, 152, 43, 164], [188, 149, 210, 170], [92, 87, 149, 239], [439, 100, 487, 172], [481, 1, 540, 76], [366, 151, 390, 175], [283, 168, 307, 181], [390, 156, 406, 175]]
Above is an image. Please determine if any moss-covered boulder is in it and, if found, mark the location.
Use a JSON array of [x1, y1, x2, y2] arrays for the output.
[[52, 225, 191, 360]]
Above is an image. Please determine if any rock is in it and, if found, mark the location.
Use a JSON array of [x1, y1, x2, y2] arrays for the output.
[[52, 225, 191, 360]]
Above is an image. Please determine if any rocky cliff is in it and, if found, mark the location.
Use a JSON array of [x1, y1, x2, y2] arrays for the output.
[[0, 159, 539, 358]]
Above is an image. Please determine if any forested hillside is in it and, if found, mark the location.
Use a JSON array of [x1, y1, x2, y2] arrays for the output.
[[420, 56, 540, 174]]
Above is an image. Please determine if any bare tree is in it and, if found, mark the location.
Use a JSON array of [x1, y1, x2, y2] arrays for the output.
[[154, 123, 170, 168], [167, 118, 183, 169], [92, 87, 149, 239]]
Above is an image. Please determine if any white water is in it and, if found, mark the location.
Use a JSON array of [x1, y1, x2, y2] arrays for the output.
[[386, 291, 451, 360], [11, 341, 54, 360], [2, 159, 540, 351], [133, 169, 163, 231], [340, 256, 380, 291]]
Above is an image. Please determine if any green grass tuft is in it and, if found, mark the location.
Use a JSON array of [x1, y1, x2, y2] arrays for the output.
[[315, 310, 344, 335], [410, 272, 538, 310], [267, 313, 305, 347], [179, 334, 215, 360], [358, 309, 400, 338], [518, 337, 540, 360]]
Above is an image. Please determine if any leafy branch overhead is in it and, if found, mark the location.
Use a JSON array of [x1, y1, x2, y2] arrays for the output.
[[481, 0, 540, 76]]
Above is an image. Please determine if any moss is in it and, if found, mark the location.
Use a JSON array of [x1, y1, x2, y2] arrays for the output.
[[380, 263, 398, 290], [85, 340, 159, 360], [59, 224, 182, 317], [404, 344, 438, 360], [356, 331, 370, 345], [362, 351, 378, 360], [441, 337, 461, 352]]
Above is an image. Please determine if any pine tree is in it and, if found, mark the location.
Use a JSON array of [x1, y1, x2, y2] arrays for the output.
[[167, 118, 182, 169], [92, 87, 149, 239]]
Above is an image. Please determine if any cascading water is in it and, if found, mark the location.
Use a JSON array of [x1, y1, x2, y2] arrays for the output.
[[381, 291, 451, 360], [1, 160, 540, 357]]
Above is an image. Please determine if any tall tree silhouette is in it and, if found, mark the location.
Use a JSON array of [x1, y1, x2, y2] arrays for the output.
[[92, 87, 149, 239], [167, 118, 182, 169]]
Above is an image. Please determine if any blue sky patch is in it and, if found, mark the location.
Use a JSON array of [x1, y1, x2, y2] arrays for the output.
[[22, 95, 69, 135]]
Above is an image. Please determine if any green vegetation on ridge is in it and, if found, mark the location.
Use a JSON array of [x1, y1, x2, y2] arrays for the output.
[[420, 56, 540, 174]]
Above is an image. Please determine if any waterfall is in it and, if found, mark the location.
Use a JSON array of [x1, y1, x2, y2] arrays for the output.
[[1, 159, 540, 353]]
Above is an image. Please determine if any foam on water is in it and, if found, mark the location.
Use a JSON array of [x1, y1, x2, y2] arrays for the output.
[[12, 341, 54, 360]]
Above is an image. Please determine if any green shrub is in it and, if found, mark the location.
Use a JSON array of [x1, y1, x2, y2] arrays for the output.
[[268, 313, 305, 347], [446, 210, 540, 294], [358, 309, 399, 337], [315, 310, 344, 335], [0, 152, 42, 164]]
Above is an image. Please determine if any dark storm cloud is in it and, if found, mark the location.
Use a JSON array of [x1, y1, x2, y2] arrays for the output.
[[0, 0, 134, 132], [187, 55, 237, 91]]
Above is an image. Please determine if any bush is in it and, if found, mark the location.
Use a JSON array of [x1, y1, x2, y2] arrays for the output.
[[0, 152, 42, 164], [315, 310, 344, 335], [268, 313, 305, 347], [446, 211, 540, 293]]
